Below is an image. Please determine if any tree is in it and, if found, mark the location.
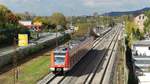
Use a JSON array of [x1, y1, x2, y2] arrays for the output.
[[50, 12, 67, 27], [0, 4, 18, 25], [0, 4, 30, 46], [125, 18, 144, 47], [5, 12, 18, 23], [74, 23, 91, 37], [32, 16, 43, 23], [144, 11, 150, 33]]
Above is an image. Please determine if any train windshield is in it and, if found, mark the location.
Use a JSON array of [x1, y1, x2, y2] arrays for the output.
[[54, 53, 66, 65]]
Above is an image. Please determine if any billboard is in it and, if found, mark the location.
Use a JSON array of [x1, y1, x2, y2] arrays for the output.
[[18, 34, 28, 47]]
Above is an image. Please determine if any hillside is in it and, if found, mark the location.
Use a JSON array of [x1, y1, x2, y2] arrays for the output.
[[103, 7, 150, 16]]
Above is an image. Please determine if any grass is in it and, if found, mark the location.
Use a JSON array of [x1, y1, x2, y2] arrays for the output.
[[0, 52, 50, 84], [112, 40, 128, 84]]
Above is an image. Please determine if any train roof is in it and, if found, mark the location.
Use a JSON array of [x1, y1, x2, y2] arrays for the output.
[[54, 36, 88, 51]]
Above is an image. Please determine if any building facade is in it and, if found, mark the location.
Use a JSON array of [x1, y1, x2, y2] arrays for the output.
[[134, 14, 147, 32], [132, 40, 150, 84]]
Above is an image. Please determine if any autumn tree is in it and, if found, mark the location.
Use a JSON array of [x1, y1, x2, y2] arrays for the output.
[[32, 16, 43, 22], [0, 4, 18, 26], [0, 4, 30, 46]]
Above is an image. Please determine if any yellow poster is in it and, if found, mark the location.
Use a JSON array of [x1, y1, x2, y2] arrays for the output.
[[18, 34, 28, 47]]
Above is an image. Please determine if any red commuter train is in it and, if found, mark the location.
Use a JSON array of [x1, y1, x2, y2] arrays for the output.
[[49, 36, 95, 73], [49, 28, 112, 73]]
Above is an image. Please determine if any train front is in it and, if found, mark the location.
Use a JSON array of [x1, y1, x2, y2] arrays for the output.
[[50, 47, 70, 73]]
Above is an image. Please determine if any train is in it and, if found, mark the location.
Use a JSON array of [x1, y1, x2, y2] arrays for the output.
[[49, 28, 112, 73], [91, 27, 112, 37]]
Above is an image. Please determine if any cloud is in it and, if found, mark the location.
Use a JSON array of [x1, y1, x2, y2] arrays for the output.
[[83, 0, 150, 8], [83, 0, 120, 7], [10, 0, 42, 3], [0, 0, 150, 16], [82, 0, 150, 13]]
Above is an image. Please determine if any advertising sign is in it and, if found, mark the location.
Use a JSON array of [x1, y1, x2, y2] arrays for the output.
[[18, 34, 28, 47]]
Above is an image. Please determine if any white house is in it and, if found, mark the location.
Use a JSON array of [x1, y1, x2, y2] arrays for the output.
[[18, 20, 32, 28], [134, 14, 147, 32]]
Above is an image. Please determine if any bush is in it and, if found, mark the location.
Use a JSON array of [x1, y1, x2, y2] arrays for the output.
[[0, 24, 30, 47]]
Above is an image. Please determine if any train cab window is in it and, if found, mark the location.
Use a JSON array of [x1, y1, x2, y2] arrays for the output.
[[55, 57, 65, 64], [54, 53, 66, 65]]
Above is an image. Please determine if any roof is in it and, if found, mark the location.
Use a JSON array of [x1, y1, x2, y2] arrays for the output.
[[19, 21, 32, 26], [133, 40, 150, 46], [131, 9, 147, 17], [138, 72, 150, 84], [133, 13, 144, 17], [54, 36, 87, 50]]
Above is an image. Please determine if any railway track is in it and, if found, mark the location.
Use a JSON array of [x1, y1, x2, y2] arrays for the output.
[[37, 25, 122, 84], [60, 26, 121, 84], [87, 26, 122, 84]]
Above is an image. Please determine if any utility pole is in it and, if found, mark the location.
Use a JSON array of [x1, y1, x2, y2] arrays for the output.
[[56, 25, 59, 47], [13, 35, 18, 84]]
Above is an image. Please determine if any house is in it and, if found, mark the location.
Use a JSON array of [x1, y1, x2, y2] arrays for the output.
[[18, 21, 32, 28], [134, 14, 147, 32], [132, 40, 150, 84], [19, 20, 43, 32]]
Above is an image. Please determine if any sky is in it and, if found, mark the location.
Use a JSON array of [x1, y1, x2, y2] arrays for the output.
[[0, 0, 150, 16]]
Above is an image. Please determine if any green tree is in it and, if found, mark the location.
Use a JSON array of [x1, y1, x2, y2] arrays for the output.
[[50, 12, 67, 27], [125, 18, 144, 47], [125, 20, 136, 47], [74, 23, 91, 37], [32, 16, 43, 23], [144, 11, 150, 33]]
